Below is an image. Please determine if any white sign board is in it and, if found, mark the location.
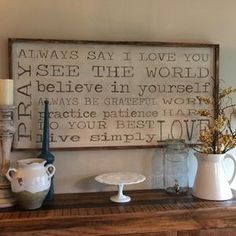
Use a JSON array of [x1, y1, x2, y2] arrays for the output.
[[9, 39, 219, 149]]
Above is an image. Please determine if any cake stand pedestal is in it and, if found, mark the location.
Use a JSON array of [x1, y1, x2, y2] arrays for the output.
[[95, 172, 146, 203]]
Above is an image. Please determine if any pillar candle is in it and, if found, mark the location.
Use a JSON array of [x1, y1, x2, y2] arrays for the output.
[[0, 79, 13, 105]]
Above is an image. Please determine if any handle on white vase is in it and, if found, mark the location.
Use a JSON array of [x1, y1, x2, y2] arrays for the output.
[[224, 153, 236, 185], [5, 168, 17, 182], [45, 164, 56, 178]]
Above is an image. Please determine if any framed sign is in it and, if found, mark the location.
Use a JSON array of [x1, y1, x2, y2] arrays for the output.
[[9, 38, 219, 149]]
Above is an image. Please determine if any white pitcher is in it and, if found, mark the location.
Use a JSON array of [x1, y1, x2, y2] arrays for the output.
[[192, 152, 236, 201], [6, 158, 55, 209]]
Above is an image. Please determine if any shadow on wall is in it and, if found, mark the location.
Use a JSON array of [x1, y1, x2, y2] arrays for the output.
[[151, 148, 165, 188], [71, 147, 200, 192], [74, 175, 114, 192]]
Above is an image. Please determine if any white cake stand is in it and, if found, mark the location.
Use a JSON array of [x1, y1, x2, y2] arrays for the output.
[[95, 172, 146, 203]]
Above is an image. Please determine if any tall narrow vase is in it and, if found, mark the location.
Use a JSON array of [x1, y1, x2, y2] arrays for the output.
[[38, 100, 55, 201], [192, 152, 236, 201]]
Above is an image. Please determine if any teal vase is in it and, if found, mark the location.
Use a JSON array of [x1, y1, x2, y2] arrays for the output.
[[38, 100, 55, 201]]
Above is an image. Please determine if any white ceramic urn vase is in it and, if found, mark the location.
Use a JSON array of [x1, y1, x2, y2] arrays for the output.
[[6, 158, 55, 209], [192, 152, 236, 201]]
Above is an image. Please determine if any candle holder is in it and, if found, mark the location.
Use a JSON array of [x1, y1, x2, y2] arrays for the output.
[[0, 105, 16, 207]]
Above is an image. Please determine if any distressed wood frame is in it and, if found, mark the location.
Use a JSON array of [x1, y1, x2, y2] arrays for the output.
[[9, 38, 219, 150]]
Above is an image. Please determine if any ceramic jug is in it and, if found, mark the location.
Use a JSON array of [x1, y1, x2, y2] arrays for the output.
[[192, 152, 236, 201], [6, 158, 55, 209]]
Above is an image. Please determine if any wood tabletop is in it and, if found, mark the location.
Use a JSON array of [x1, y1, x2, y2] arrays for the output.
[[0, 189, 236, 235]]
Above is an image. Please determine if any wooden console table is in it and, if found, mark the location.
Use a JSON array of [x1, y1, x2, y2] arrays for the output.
[[1, 189, 236, 235]]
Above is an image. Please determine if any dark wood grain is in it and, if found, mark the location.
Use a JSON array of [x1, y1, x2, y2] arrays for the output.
[[0, 189, 236, 235]]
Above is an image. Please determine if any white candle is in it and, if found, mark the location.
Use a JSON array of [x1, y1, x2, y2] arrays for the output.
[[0, 79, 14, 105]]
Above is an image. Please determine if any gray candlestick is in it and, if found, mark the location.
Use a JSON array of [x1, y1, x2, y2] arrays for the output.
[[0, 105, 16, 207]]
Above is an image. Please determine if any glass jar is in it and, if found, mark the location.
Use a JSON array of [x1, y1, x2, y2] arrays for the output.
[[164, 139, 189, 195]]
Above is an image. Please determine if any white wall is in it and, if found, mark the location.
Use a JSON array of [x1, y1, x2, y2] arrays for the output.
[[1, 0, 236, 193]]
